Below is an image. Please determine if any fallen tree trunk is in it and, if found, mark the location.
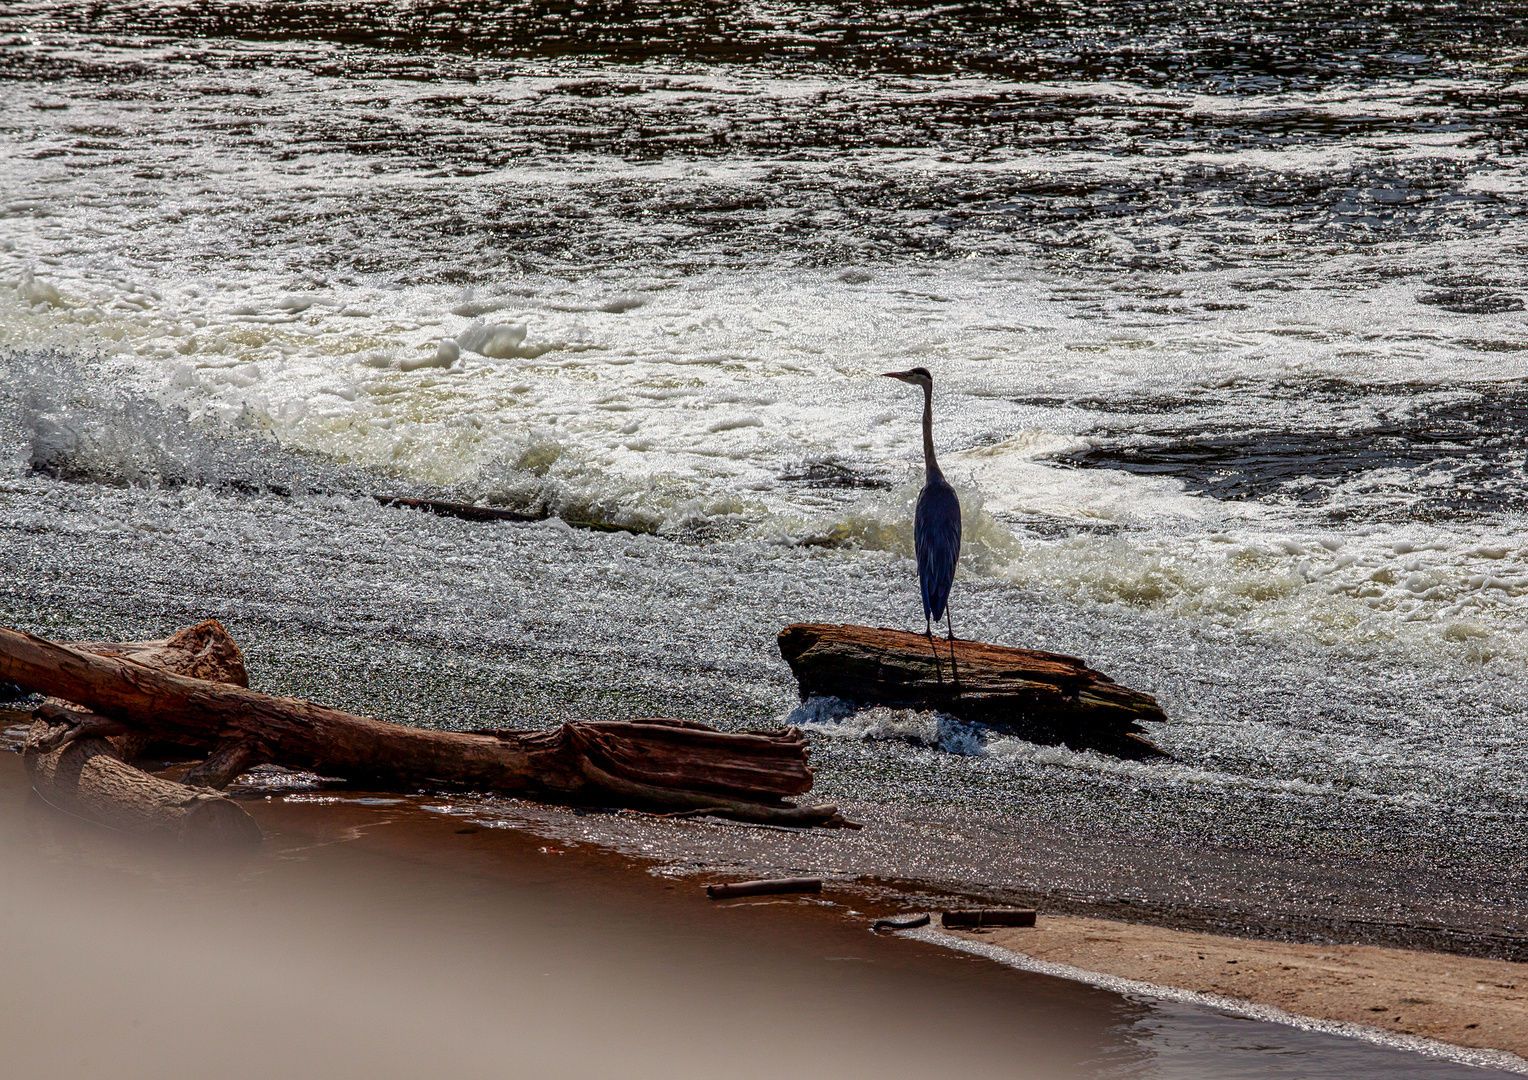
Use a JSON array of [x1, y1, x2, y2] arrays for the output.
[[777, 623, 1168, 760], [21, 623, 261, 843], [23, 714, 261, 845], [1, 622, 854, 828]]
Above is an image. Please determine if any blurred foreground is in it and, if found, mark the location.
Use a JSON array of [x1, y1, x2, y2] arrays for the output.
[[0, 750, 1123, 1080], [0, 749, 1514, 1080]]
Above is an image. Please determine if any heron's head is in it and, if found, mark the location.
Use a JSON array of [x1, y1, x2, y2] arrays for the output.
[[881, 366, 933, 389]]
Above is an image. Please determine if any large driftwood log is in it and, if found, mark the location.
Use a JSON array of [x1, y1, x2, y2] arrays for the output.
[[777, 623, 1168, 760], [23, 714, 261, 845], [0, 622, 854, 828], [20, 622, 261, 843]]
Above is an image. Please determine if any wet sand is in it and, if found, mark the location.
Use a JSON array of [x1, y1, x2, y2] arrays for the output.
[[943, 917, 1528, 1062]]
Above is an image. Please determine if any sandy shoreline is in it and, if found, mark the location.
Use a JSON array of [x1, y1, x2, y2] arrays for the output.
[[937, 916, 1528, 1066]]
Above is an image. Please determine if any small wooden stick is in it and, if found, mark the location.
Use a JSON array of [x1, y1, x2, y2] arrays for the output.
[[706, 877, 823, 900], [30, 703, 128, 753]]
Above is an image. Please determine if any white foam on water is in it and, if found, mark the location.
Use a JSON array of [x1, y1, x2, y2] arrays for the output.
[[4, 47, 1528, 829], [9, 249, 1528, 663], [788, 696, 986, 756], [790, 693, 1508, 814]]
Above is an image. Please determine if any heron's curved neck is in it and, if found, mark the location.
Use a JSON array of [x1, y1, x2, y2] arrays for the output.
[[920, 382, 943, 481]]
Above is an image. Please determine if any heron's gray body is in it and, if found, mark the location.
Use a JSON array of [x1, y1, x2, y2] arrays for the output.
[[915, 473, 961, 623], [882, 366, 962, 644]]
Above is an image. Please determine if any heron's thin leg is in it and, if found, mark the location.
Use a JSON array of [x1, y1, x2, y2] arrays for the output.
[[945, 608, 959, 689], [925, 614, 944, 684]]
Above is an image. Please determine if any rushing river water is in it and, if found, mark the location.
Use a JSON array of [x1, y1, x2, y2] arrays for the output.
[[2, 3, 1528, 1064]]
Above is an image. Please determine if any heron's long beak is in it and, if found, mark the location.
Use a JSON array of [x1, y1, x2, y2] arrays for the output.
[[881, 370, 913, 381]]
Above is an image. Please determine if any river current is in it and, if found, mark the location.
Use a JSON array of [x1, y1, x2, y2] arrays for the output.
[[2, 0, 1527, 1005]]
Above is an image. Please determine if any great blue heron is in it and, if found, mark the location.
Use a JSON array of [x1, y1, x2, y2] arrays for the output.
[[882, 366, 961, 681]]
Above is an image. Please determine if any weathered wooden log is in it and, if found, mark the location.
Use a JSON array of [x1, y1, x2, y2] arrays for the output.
[[0, 623, 855, 828], [941, 909, 1037, 928], [63, 620, 249, 761], [66, 621, 250, 688], [777, 623, 1168, 760], [1, 618, 246, 713], [706, 877, 822, 900], [21, 623, 260, 843], [23, 715, 262, 845]]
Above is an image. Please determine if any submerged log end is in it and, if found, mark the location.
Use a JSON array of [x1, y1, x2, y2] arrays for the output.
[[179, 794, 264, 846], [23, 719, 262, 846]]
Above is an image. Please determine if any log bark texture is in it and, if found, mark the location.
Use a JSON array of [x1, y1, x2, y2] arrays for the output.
[[67, 621, 250, 688], [20, 622, 262, 843], [777, 623, 1168, 760], [65, 620, 250, 761], [0, 622, 854, 828], [23, 716, 262, 845]]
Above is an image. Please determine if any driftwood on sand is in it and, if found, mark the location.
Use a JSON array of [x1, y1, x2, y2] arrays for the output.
[[20, 622, 261, 844], [777, 623, 1168, 760], [0, 621, 855, 828]]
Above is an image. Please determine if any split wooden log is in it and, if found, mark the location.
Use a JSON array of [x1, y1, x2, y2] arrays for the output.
[[64, 620, 250, 762], [777, 623, 1168, 760], [0, 622, 855, 828], [23, 714, 261, 845]]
